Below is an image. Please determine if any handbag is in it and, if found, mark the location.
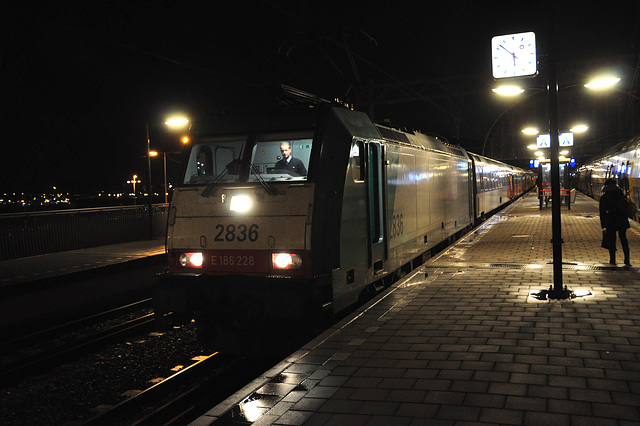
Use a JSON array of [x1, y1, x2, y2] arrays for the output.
[[626, 199, 637, 218], [616, 197, 637, 218], [601, 230, 611, 249]]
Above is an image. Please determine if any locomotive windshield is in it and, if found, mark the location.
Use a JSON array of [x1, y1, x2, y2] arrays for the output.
[[249, 134, 312, 180], [184, 138, 246, 184], [183, 131, 313, 185]]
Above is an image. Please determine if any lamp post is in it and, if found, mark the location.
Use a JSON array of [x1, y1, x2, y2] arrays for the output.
[[146, 124, 153, 239], [127, 174, 141, 205], [149, 150, 168, 204], [145, 116, 190, 239]]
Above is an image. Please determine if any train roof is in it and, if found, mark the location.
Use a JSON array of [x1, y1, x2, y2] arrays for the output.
[[587, 135, 640, 164]]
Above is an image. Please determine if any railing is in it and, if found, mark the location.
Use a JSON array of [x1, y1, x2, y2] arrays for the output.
[[0, 205, 168, 261], [538, 188, 576, 210]]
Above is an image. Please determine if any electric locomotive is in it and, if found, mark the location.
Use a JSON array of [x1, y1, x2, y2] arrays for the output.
[[154, 105, 531, 345]]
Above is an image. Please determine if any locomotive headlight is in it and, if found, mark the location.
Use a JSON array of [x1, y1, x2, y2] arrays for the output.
[[178, 252, 204, 268], [272, 253, 302, 270], [230, 194, 252, 212]]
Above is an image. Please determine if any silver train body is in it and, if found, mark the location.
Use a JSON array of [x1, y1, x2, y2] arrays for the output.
[[575, 135, 640, 215], [155, 107, 534, 335]]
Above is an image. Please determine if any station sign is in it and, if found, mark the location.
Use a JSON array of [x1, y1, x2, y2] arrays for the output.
[[537, 132, 574, 148], [529, 159, 540, 168]]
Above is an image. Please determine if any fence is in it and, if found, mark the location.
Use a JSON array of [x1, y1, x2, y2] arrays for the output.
[[0, 205, 168, 261]]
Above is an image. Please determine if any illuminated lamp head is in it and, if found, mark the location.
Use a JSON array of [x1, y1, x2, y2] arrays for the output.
[[230, 194, 252, 212]]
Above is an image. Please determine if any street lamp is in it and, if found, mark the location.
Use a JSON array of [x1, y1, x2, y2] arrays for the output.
[[584, 76, 621, 90], [127, 174, 141, 204], [149, 150, 169, 204], [145, 117, 190, 239], [492, 85, 525, 96], [570, 124, 589, 133], [165, 117, 189, 127]]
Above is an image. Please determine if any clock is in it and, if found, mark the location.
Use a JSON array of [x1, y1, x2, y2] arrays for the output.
[[491, 32, 537, 78]]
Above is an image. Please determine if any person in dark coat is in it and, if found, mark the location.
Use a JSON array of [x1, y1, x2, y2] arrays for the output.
[[275, 142, 307, 176], [599, 178, 631, 265]]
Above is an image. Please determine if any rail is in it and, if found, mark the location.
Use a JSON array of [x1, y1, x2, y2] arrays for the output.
[[0, 204, 168, 261]]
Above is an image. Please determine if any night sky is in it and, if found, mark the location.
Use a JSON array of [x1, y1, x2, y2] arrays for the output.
[[2, 1, 638, 195]]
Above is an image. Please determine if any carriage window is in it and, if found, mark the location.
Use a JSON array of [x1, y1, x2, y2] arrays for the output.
[[352, 141, 365, 182], [183, 139, 246, 184], [249, 134, 312, 181]]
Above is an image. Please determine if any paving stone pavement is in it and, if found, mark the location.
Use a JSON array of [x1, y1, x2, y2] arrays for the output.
[[194, 191, 640, 426]]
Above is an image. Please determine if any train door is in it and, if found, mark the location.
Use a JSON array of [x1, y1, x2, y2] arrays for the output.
[[367, 140, 386, 271]]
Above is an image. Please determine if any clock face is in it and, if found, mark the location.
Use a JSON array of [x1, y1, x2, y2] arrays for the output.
[[491, 32, 537, 78]]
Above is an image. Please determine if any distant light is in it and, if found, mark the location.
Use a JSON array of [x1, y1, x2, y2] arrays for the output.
[[527, 144, 538, 150], [165, 117, 190, 127], [492, 86, 525, 96], [181, 135, 190, 144], [535, 151, 543, 156], [584, 77, 620, 90], [570, 124, 589, 133], [560, 150, 569, 155], [522, 127, 539, 135], [149, 150, 159, 157]]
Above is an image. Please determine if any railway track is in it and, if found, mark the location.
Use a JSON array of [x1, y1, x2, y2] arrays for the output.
[[84, 352, 280, 426], [0, 300, 157, 384]]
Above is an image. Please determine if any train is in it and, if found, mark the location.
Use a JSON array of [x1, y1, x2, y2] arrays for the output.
[[154, 105, 535, 348], [575, 135, 640, 217]]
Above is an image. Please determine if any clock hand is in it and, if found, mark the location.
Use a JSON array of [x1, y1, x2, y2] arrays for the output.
[[499, 45, 514, 56]]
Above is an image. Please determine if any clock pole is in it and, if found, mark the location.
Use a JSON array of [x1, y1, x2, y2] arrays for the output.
[[545, 13, 572, 299], [490, 26, 574, 300], [547, 30, 564, 298]]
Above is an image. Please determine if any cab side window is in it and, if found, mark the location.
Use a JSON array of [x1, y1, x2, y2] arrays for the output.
[[352, 140, 365, 182]]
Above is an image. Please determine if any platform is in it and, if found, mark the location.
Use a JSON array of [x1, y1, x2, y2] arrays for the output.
[[0, 238, 165, 289], [194, 191, 640, 425]]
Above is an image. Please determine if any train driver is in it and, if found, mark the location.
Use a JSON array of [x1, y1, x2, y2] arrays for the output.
[[275, 142, 307, 176]]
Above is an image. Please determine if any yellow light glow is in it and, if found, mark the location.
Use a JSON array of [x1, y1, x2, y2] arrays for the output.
[[584, 77, 620, 89], [189, 252, 204, 267], [570, 124, 588, 133], [492, 86, 525, 96], [273, 253, 293, 269], [165, 117, 190, 127], [230, 195, 252, 212], [527, 144, 538, 150], [522, 127, 539, 135], [149, 151, 159, 157], [535, 151, 543, 156], [560, 150, 569, 155]]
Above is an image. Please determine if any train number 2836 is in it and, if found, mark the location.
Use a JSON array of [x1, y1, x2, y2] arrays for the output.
[[390, 213, 404, 238], [214, 224, 259, 242]]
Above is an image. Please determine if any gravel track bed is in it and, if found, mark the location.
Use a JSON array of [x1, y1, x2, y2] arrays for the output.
[[1, 320, 206, 425]]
